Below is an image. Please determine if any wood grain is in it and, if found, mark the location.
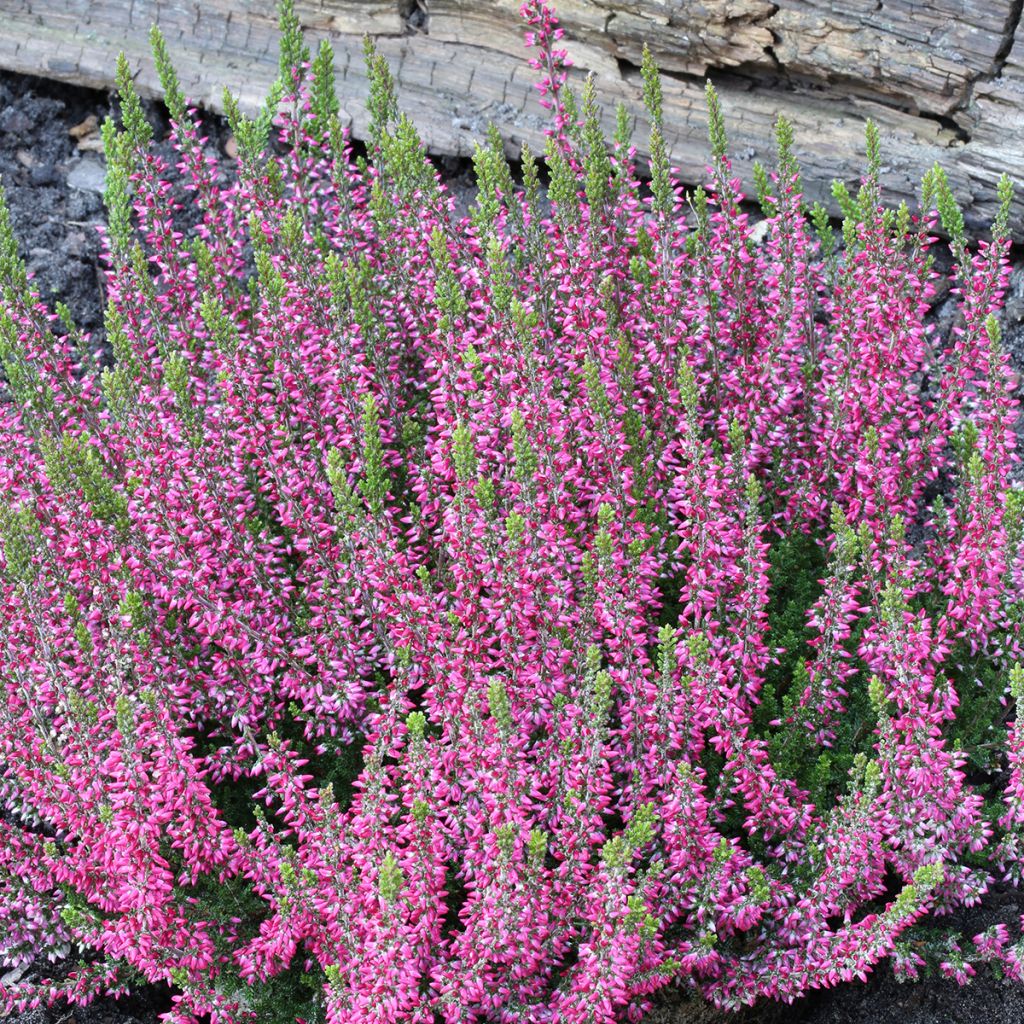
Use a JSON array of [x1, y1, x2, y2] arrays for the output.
[[0, 0, 1021, 234]]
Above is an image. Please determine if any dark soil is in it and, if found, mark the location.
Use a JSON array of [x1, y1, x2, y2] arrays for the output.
[[647, 884, 1024, 1024], [0, 72, 108, 342], [3, 67, 1024, 1024]]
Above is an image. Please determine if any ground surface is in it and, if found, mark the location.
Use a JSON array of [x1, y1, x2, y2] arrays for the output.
[[4, 67, 1024, 1024]]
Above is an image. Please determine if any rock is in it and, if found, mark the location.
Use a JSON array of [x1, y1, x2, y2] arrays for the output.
[[0, 106, 31, 135], [68, 113, 98, 139], [66, 189, 103, 219], [29, 161, 57, 185], [1005, 295, 1024, 326], [67, 157, 106, 194], [63, 230, 87, 257], [0, 964, 28, 986]]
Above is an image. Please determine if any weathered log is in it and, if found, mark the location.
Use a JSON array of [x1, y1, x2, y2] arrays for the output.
[[0, 0, 1021, 234]]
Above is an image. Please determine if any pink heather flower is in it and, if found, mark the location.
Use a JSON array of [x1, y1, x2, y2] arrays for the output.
[[0, 2, 1018, 1021]]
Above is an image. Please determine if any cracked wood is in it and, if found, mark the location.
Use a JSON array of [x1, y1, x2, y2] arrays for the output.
[[0, 0, 1021, 233]]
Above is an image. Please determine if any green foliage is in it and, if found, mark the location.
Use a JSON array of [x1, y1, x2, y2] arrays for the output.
[[774, 115, 800, 196], [114, 53, 153, 154], [488, 678, 513, 733], [511, 409, 538, 486], [641, 46, 672, 221], [758, 530, 825, 713], [430, 228, 468, 329], [929, 164, 965, 252], [202, 888, 328, 1024], [378, 851, 404, 904], [470, 136, 506, 241], [363, 36, 399, 152], [38, 431, 128, 528], [546, 136, 580, 226], [277, 0, 311, 89], [358, 393, 389, 515], [601, 802, 656, 872], [945, 643, 1011, 775], [0, 503, 41, 582], [163, 351, 200, 439], [993, 172, 1014, 243], [581, 75, 612, 215], [704, 81, 728, 165], [752, 528, 877, 803], [100, 118, 134, 256], [0, 182, 28, 299], [150, 26, 187, 129], [752, 161, 774, 218]]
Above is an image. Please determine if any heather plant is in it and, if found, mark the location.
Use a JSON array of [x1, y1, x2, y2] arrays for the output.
[[0, 1, 1023, 1020]]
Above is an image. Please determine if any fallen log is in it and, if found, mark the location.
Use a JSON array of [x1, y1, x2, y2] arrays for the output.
[[1, 0, 1021, 233]]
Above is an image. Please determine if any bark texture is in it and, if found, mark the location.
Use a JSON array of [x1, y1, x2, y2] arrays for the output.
[[1, 0, 1022, 232]]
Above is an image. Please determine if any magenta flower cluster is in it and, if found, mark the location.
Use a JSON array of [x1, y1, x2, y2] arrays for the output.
[[0, 2, 1022, 1020]]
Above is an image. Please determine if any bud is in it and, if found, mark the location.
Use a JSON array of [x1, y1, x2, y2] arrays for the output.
[[1010, 663, 1024, 703], [511, 410, 538, 484], [114, 695, 134, 737], [505, 511, 526, 546], [746, 866, 770, 904], [527, 829, 548, 868], [359, 394, 388, 515], [868, 675, 887, 715], [378, 851, 404, 905], [488, 679, 513, 734], [475, 477, 496, 512], [625, 802, 656, 850], [495, 822, 516, 858], [687, 633, 710, 668], [452, 422, 477, 483]]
